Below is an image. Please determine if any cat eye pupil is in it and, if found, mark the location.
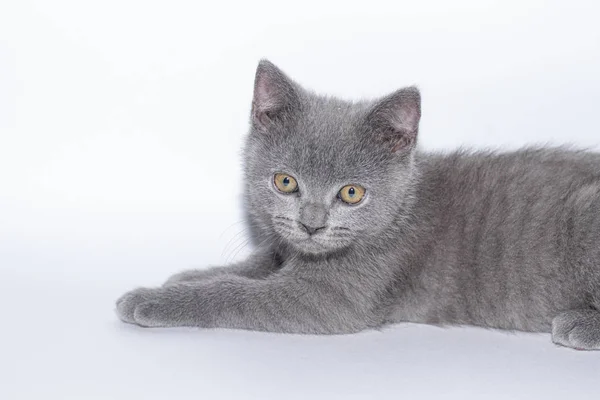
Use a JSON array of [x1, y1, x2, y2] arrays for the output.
[[283, 177, 290, 186], [348, 187, 355, 197]]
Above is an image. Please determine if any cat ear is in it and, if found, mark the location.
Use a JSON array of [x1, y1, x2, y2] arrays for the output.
[[251, 59, 299, 130], [364, 87, 421, 153]]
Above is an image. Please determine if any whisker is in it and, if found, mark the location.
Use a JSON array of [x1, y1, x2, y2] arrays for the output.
[[273, 215, 295, 222], [224, 227, 278, 264], [221, 227, 250, 259], [253, 234, 275, 251], [273, 219, 296, 230], [218, 220, 248, 239], [229, 239, 253, 263], [225, 237, 251, 263]]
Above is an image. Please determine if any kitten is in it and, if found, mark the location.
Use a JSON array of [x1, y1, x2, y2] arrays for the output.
[[116, 60, 600, 350]]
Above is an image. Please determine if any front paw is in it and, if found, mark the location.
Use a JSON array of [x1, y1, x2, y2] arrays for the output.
[[116, 287, 158, 325], [116, 286, 189, 327]]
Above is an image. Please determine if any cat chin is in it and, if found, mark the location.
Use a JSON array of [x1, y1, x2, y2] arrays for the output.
[[288, 238, 348, 256]]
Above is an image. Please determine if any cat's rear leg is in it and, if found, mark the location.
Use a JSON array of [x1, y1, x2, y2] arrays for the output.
[[551, 309, 600, 350]]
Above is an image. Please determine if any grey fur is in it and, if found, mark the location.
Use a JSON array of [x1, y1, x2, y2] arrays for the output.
[[116, 60, 600, 350]]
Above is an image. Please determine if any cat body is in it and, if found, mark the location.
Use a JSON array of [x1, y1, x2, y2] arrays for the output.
[[390, 149, 600, 333], [117, 60, 600, 350]]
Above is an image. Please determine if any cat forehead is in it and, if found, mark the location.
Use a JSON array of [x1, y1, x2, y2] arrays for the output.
[[299, 95, 370, 134], [274, 131, 389, 183], [247, 93, 396, 182]]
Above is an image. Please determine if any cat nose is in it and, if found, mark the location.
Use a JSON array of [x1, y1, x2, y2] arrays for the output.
[[299, 202, 328, 234], [299, 222, 326, 235]]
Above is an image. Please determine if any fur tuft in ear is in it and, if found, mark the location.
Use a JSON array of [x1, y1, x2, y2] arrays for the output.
[[251, 60, 299, 130], [365, 87, 421, 152]]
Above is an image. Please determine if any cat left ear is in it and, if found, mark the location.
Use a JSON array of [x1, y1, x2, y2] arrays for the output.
[[251, 60, 299, 130], [364, 87, 421, 153]]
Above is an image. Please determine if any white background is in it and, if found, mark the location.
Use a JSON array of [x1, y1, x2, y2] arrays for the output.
[[1, 0, 600, 398]]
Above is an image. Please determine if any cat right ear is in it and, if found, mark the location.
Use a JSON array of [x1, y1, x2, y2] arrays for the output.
[[251, 60, 299, 130], [364, 87, 421, 153]]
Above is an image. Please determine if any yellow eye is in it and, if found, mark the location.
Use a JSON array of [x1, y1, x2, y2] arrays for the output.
[[338, 185, 366, 204], [274, 173, 298, 193]]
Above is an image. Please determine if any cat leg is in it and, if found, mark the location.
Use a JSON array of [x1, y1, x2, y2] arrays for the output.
[[117, 273, 376, 334], [551, 309, 600, 350], [163, 250, 281, 285]]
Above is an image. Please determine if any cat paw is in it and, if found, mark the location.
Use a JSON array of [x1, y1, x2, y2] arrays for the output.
[[116, 285, 198, 327], [115, 287, 158, 324], [551, 310, 600, 350]]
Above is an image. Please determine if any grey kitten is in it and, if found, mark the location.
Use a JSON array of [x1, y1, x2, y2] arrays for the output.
[[116, 60, 600, 351]]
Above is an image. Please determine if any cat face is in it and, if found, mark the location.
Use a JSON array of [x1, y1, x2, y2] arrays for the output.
[[243, 60, 421, 255]]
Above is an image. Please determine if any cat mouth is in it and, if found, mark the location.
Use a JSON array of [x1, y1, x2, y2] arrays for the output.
[[296, 232, 353, 254], [272, 216, 351, 253]]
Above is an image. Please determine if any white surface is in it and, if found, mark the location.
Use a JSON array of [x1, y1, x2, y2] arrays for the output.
[[1, 1, 600, 399]]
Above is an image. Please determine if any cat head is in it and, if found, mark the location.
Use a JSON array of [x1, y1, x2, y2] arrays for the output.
[[243, 60, 421, 256]]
